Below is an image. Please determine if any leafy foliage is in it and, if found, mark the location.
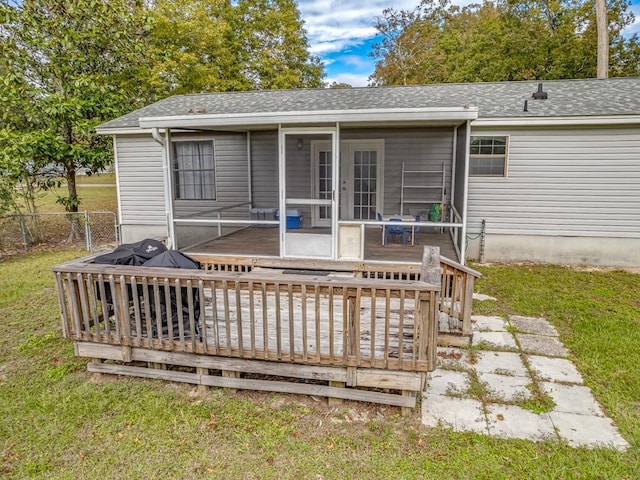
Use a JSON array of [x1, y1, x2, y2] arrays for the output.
[[231, 0, 324, 90], [0, 0, 154, 213], [370, 0, 640, 85], [147, 0, 324, 96], [0, 0, 324, 216]]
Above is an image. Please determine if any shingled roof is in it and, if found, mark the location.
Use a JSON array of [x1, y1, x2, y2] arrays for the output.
[[98, 77, 640, 130]]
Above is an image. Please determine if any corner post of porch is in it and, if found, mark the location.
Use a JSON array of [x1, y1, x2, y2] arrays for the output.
[[331, 122, 340, 260], [155, 127, 176, 249], [419, 246, 441, 371], [460, 120, 472, 264], [277, 124, 286, 258]]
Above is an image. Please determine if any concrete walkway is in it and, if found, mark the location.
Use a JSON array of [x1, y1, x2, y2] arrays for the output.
[[422, 313, 629, 450]]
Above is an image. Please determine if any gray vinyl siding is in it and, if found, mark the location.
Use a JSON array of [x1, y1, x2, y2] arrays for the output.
[[250, 130, 279, 208], [172, 132, 249, 219], [115, 135, 166, 227], [467, 126, 640, 238], [341, 128, 453, 215]]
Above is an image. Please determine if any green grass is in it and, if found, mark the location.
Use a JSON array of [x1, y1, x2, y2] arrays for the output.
[[34, 184, 117, 213], [74, 173, 116, 185], [0, 253, 638, 479]]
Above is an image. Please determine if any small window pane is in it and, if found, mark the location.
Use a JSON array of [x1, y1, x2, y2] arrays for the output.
[[469, 136, 507, 177], [173, 140, 216, 199]]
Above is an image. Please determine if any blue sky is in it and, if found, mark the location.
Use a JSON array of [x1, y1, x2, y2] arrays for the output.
[[296, 0, 640, 87]]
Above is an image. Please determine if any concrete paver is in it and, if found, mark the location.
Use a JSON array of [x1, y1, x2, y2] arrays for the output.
[[471, 315, 508, 332], [509, 316, 559, 336], [516, 333, 569, 357], [421, 307, 628, 450], [473, 331, 517, 349], [427, 370, 470, 396], [478, 372, 532, 402], [527, 355, 583, 384], [549, 411, 629, 450], [436, 346, 470, 369], [541, 382, 605, 417], [486, 404, 557, 441], [474, 351, 528, 377], [473, 293, 497, 301], [422, 394, 488, 434]]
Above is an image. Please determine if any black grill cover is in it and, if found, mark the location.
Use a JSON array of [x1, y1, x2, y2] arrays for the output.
[[92, 241, 202, 340], [142, 251, 202, 339], [143, 250, 202, 270], [93, 238, 167, 266], [93, 239, 168, 313]]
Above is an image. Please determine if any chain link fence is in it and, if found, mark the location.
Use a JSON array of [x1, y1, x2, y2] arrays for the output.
[[0, 211, 118, 254]]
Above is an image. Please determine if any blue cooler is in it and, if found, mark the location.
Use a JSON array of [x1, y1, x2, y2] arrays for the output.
[[275, 209, 303, 229]]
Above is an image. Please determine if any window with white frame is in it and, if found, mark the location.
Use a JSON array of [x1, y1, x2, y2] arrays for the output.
[[172, 140, 216, 200], [469, 136, 508, 176]]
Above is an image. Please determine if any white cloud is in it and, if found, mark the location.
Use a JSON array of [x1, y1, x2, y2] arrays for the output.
[[338, 54, 372, 69], [325, 72, 371, 87], [626, 5, 640, 37], [309, 32, 374, 55], [298, 0, 419, 55]]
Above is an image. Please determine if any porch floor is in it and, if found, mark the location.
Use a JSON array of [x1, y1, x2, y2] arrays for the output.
[[185, 226, 458, 262]]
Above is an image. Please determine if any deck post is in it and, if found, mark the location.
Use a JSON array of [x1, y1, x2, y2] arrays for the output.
[[420, 246, 441, 371], [420, 246, 441, 286], [401, 391, 415, 416], [222, 370, 240, 393], [197, 367, 209, 394], [328, 381, 345, 406]]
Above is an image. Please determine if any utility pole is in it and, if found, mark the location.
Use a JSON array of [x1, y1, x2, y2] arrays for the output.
[[596, 0, 608, 78]]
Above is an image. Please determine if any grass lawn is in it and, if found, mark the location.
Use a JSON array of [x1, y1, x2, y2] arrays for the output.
[[35, 183, 118, 214], [0, 251, 638, 479]]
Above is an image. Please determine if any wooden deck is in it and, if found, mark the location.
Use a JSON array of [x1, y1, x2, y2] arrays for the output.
[[187, 226, 458, 262], [52, 248, 480, 409]]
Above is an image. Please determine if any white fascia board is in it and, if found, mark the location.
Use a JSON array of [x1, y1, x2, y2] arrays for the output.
[[138, 106, 479, 129], [96, 127, 154, 135], [95, 127, 207, 135], [472, 115, 640, 127]]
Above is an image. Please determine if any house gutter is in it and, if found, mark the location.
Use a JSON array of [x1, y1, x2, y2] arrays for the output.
[[151, 127, 165, 146], [472, 114, 640, 127], [139, 106, 479, 130]]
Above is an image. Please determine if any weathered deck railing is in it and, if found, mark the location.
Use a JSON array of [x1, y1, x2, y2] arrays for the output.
[[192, 253, 480, 344], [53, 254, 442, 407]]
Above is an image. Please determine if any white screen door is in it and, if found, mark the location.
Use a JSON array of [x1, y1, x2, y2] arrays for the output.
[[312, 143, 333, 227]]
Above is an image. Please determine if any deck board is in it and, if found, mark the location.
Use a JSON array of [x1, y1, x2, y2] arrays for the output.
[[187, 226, 458, 262]]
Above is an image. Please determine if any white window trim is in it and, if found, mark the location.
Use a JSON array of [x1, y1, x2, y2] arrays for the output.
[[469, 135, 509, 178], [171, 138, 218, 200]]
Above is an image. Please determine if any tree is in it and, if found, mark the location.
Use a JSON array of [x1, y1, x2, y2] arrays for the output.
[[231, 0, 324, 90], [328, 82, 353, 88], [369, 0, 640, 85], [147, 0, 324, 96], [0, 0, 153, 220], [147, 0, 241, 95]]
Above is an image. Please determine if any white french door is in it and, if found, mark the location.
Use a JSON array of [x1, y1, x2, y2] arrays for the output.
[[313, 140, 384, 225], [340, 140, 384, 221]]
